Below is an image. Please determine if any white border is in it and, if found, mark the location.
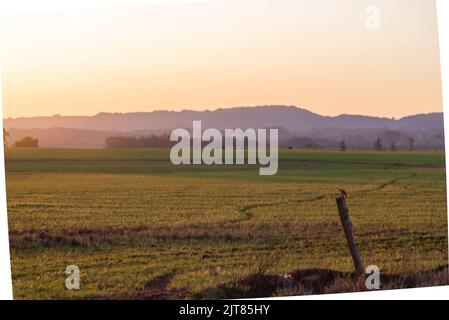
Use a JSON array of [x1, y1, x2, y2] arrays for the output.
[[0, 0, 448, 300]]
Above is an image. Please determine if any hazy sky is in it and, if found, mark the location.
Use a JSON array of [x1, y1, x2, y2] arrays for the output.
[[0, 0, 442, 118]]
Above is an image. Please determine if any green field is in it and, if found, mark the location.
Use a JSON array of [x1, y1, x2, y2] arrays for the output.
[[5, 148, 449, 299]]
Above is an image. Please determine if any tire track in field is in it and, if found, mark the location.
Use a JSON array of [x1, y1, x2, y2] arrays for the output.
[[233, 172, 417, 224], [362, 172, 417, 193]]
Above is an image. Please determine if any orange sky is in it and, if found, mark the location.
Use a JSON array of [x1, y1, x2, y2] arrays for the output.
[[0, 0, 443, 119]]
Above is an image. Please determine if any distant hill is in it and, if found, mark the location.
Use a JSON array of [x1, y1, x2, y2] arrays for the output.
[[4, 105, 444, 132], [3, 106, 444, 149]]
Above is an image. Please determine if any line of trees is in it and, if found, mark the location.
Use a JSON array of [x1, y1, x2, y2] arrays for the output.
[[105, 135, 266, 149], [105, 135, 174, 148], [13, 136, 39, 148], [1, 128, 438, 151], [3, 129, 9, 149], [3, 129, 39, 148], [336, 137, 419, 152], [371, 137, 416, 151], [105, 134, 431, 151]]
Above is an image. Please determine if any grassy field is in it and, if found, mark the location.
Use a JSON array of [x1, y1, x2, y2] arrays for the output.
[[5, 148, 449, 299]]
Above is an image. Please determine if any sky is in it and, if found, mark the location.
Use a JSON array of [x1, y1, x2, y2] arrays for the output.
[[0, 0, 443, 119]]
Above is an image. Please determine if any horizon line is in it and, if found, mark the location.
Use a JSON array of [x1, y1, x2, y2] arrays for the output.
[[2, 105, 443, 121]]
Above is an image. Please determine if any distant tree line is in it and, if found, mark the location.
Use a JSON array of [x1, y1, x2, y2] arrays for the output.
[[3, 129, 9, 148], [13, 136, 39, 148], [105, 135, 266, 149], [105, 135, 175, 148], [283, 129, 443, 152], [3, 130, 39, 148], [105, 132, 443, 151], [334, 136, 422, 152]]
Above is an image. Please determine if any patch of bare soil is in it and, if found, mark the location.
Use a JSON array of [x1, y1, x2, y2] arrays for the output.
[[102, 265, 448, 300], [104, 272, 188, 300], [195, 265, 449, 299]]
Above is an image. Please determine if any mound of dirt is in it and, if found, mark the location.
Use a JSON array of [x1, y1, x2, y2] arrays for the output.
[[196, 265, 449, 299]]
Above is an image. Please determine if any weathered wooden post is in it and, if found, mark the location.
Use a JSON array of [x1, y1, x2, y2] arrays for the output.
[[336, 196, 364, 275]]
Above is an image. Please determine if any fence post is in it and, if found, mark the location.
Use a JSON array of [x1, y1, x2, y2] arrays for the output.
[[336, 196, 364, 275]]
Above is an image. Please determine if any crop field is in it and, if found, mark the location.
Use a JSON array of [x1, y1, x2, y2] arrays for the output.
[[4, 148, 449, 299]]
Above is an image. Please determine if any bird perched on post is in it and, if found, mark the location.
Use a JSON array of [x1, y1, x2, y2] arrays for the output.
[[339, 189, 348, 199]]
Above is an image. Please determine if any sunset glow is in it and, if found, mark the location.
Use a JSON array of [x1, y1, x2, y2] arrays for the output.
[[0, 0, 442, 118]]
